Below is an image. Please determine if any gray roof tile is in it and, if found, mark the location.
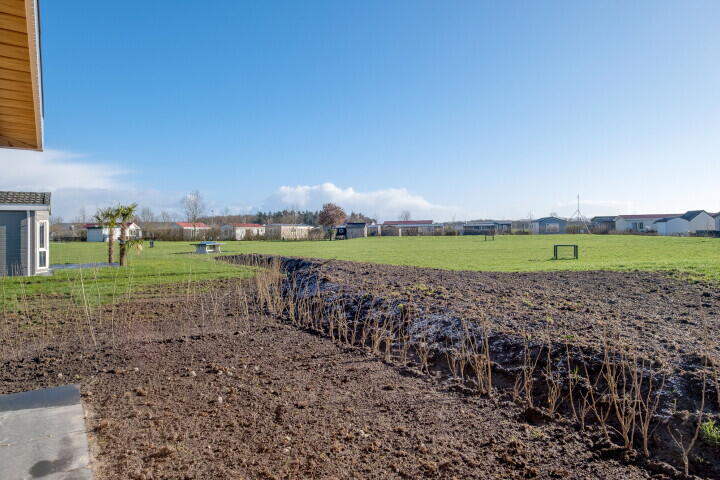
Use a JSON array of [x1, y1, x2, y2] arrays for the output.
[[0, 191, 51, 205]]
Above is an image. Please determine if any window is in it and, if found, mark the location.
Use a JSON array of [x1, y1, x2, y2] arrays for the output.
[[37, 220, 49, 270]]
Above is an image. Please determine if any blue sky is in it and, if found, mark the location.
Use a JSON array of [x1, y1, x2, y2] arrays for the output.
[[2, 1, 720, 221]]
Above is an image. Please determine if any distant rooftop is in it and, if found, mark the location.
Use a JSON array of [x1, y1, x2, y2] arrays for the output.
[[383, 220, 434, 226], [227, 223, 264, 227], [617, 213, 681, 220], [0, 191, 51, 205], [175, 222, 210, 228]]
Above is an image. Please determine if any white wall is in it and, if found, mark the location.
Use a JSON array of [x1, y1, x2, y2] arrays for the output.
[[688, 212, 715, 233], [222, 226, 265, 240], [663, 218, 689, 236], [615, 217, 665, 232], [86, 225, 141, 242]]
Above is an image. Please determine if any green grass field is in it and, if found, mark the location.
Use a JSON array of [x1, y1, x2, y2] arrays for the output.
[[1, 234, 718, 307], [228, 234, 720, 281], [0, 242, 254, 308]]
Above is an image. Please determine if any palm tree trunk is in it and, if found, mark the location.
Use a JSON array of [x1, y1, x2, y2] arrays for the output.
[[119, 225, 128, 266], [108, 234, 114, 264]]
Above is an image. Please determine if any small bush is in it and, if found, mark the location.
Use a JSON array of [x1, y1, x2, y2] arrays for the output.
[[701, 419, 720, 448]]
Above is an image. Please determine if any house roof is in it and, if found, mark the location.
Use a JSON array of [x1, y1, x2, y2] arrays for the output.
[[266, 224, 312, 227], [590, 216, 616, 222], [175, 222, 210, 229], [616, 214, 681, 220], [227, 223, 264, 228], [533, 216, 566, 223], [0, 191, 50, 205], [383, 220, 434, 226], [0, 0, 44, 150], [680, 210, 707, 221]]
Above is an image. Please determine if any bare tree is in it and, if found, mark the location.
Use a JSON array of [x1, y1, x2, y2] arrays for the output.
[[182, 190, 205, 237], [399, 210, 412, 221], [159, 210, 176, 223], [138, 206, 156, 226], [73, 207, 88, 224]]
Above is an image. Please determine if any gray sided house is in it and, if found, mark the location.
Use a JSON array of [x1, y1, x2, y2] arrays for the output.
[[530, 216, 567, 234], [590, 216, 617, 234], [344, 222, 367, 239], [0, 191, 51, 276], [463, 221, 512, 235]]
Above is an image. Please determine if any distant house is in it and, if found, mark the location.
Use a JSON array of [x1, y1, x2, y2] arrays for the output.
[[530, 217, 567, 234], [590, 216, 617, 234], [51, 222, 85, 241], [463, 221, 512, 235], [0, 191, 51, 277], [172, 221, 211, 239], [85, 223, 142, 242], [615, 214, 680, 233], [264, 224, 313, 240], [346, 222, 368, 239], [221, 223, 265, 240], [713, 213, 720, 231], [653, 210, 716, 236], [381, 220, 443, 236]]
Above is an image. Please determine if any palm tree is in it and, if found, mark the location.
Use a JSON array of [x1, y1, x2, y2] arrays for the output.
[[116, 203, 140, 267], [94, 207, 120, 264]]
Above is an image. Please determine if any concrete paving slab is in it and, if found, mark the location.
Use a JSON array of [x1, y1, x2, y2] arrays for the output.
[[0, 385, 92, 480]]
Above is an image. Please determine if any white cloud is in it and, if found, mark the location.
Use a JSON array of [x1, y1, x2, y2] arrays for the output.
[[264, 182, 460, 222], [0, 149, 183, 220], [0, 149, 124, 191]]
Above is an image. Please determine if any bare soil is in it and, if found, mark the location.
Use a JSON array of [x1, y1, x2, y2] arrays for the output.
[[2, 313, 652, 480], [1, 256, 718, 479]]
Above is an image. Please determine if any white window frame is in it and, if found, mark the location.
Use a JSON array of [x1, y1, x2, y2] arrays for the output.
[[36, 219, 49, 271]]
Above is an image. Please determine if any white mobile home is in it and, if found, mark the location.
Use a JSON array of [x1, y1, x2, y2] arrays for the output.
[[173, 222, 212, 239], [0, 191, 51, 276], [265, 224, 313, 240], [615, 214, 680, 233], [653, 210, 716, 236], [221, 223, 265, 240], [381, 220, 442, 236], [85, 222, 142, 242]]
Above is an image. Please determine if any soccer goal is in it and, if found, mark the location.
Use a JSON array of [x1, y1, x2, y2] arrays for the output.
[[553, 244, 578, 260]]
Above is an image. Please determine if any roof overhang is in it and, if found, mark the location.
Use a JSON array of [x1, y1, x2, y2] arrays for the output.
[[0, 203, 49, 211], [0, 0, 43, 150]]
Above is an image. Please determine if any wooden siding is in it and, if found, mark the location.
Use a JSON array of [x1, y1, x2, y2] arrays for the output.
[[0, 0, 42, 150], [0, 210, 24, 275]]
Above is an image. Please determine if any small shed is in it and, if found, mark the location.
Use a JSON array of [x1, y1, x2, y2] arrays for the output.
[[344, 222, 368, 239], [221, 223, 265, 240], [0, 191, 51, 276], [530, 217, 567, 234]]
